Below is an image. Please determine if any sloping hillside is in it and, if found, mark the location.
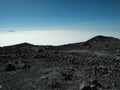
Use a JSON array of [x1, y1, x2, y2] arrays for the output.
[[0, 35, 120, 90]]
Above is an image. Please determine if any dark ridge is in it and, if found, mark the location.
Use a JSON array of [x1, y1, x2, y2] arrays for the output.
[[60, 35, 120, 47], [4, 42, 34, 48], [87, 35, 120, 43], [57, 35, 120, 50], [13, 42, 34, 47]]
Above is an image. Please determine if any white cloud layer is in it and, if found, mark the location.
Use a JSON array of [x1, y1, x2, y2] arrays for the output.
[[0, 30, 119, 46]]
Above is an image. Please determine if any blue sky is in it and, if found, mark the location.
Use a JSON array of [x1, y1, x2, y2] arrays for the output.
[[0, 0, 120, 46], [0, 0, 120, 30]]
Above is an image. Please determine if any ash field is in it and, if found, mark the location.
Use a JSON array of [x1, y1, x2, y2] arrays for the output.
[[0, 35, 120, 90]]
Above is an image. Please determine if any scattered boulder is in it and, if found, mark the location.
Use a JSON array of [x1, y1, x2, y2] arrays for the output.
[[4, 63, 16, 71], [0, 85, 2, 89], [82, 42, 91, 49], [61, 67, 75, 81], [48, 79, 61, 89], [38, 48, 44, 52], [116, 50, 120, 53], [4, 61, 31, 71], [79, 79, 102, 90]]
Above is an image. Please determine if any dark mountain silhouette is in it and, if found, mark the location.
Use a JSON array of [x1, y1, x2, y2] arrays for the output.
[[4, 42, 34, 48], [87, 35, 120, 42], [0, 35, 120, 90]]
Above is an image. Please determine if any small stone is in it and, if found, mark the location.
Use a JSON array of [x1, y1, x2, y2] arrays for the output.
[[90, 85, 96, 88], [0, 85, 2, 89], [117, 50, 120, 53], [112, 83, 116, 86]]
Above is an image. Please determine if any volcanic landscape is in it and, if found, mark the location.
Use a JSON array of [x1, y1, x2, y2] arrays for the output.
[[0, 35, 120, 90]]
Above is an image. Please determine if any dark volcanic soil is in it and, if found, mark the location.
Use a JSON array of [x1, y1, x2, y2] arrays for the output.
[[0, 35, 120, 90]]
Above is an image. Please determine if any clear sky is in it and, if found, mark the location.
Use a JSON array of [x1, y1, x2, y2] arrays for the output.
[[0, 0, 120, 46]]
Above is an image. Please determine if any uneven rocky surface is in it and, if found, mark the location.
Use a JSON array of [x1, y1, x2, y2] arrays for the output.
[[0, 35, 120, 90]]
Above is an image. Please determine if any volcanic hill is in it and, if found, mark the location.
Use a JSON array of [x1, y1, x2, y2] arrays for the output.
[[0, 35, 120, 90]]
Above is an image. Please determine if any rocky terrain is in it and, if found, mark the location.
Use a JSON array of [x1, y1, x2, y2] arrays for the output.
[[0, 35, 120, 90]]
